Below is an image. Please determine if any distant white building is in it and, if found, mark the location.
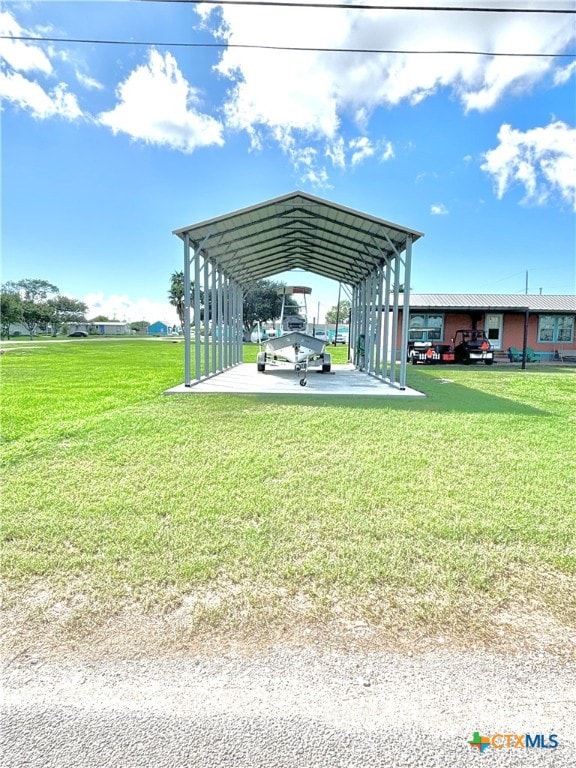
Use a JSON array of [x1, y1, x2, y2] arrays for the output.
[[93, 321, 131, 335], [7, 322, 31, 337], [69, 321, 132, 335]]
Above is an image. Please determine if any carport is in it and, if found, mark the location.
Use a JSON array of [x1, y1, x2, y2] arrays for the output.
[[172, 191, 423, 391]]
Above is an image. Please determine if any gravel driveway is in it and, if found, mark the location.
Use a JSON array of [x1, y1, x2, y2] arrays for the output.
[[2, 647, 575, 767]]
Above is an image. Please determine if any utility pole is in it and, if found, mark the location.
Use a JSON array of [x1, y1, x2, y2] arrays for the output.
[[525, 270, 529, 295], [334, 282, 342, 344]]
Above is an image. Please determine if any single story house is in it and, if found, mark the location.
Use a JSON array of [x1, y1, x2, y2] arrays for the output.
[[6, 322, 33, 337], [147, 321, 180, 336], [396, 294, 576, 357], [68, 321, 132, 335], [96, 321, 131, 335]]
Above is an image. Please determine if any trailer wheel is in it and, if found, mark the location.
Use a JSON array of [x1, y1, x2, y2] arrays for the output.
[[484, 359, 494, 366], [299, 378, 307, 387]]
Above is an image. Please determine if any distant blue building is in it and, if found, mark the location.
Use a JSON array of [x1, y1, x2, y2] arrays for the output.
[[148, 321, 170, 336]]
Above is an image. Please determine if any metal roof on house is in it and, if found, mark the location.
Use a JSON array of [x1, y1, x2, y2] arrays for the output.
[[92, 320, 131, 326], [403, 294, 576, 313], [173, 191, 423, 287]]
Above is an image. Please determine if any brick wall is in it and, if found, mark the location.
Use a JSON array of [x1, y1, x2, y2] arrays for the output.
[[396, 311, 567, 353]]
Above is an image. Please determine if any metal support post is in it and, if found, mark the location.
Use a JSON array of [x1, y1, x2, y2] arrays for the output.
[[374, 265, 384, 378], [399, 236, 412, 390], [358, 278, 368, 370], [194, 245, 202, 380], [237, 283, 243, 362], [239, 284, 244, 363], [367, 272, 377, 373], [382, 259, 391, 379], [217, 269, 223, 372], [390, 257, 401, 385], [522, 308, 529, 370], [232, 282, 239, 364], [203, 255, 209, 378], [223, 274, 229, 369], [211, 262, 217, 374], [183, 233, 191, 386]]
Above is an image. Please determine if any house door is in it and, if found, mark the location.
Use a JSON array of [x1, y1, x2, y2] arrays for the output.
[[485, 314, 503, 350]]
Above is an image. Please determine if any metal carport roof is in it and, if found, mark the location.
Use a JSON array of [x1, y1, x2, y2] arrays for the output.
[[172, 191, 423, 391], [173, 191, 423, 287]]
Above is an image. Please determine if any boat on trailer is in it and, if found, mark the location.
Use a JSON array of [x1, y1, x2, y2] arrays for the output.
[[256, 286, 331, 387]]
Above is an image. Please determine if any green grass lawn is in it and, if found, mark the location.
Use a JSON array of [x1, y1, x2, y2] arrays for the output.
[[2, 339, 575, 650]]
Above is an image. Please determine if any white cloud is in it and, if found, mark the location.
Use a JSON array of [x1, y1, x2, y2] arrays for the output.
[[301, 167, 331, 187], [553, 60, 576, 87], [0, 11, 52, 74], [349, 136, 374, 166], [98, 49, 224, 152], [0, 11, 85, 120], [272, 128, 392, 181], [280, 135, 332, 186], [481, 121, 576, 211], [431, 203, 449, 215], [381, 141, 395, 161], [84, 292, 179, 325], [0, 70, 82, 119], [195, 0, 574, 179], [200, 2, 574, 120], [51, 44, 104, 91], [325, 137, 345, 169], [75, 69, 104, 91]]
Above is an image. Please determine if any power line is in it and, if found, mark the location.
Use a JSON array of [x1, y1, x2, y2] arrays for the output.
[[135, 0, 576, 12], [4, 35, 575, 57]]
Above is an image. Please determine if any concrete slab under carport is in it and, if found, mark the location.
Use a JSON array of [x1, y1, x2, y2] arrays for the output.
[[165, 363, 425, 397]]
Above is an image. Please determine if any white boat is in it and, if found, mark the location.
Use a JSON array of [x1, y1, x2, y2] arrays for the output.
[[256, 286, 331, 386]]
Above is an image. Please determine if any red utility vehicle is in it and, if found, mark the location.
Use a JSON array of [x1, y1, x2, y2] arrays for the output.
[[409, 328, 494, 365]]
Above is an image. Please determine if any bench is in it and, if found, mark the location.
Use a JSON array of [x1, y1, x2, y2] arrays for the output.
[[507, 347, 538, 363]]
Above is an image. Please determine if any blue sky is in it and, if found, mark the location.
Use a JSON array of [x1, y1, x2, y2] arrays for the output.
[[1, 0, 575, 324]]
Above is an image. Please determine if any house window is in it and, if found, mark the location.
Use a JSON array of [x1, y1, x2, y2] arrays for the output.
[[537, 315, 574, 344], [408, 314, 444, 341]]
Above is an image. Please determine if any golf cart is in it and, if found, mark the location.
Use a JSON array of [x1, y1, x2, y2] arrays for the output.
[[408, 327, 454, 365], [453, 329, 494, 365]]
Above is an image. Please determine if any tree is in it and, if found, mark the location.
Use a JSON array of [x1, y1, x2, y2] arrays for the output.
[[21, 300, 53, 338], [168, 271, 185, 329], [0, 290, 23, 339], [1, 279, 90, 339], [130, 321, 150, 333], [169, 273, 297, 334], [48, 295, 88, 336], [325, 300, 351, 325], [242, 280, 297, 334], [89, 315, 111, 323], [3, 278, 59, 303], [2, 279, 59, 339], [168, 271, 204, 331]]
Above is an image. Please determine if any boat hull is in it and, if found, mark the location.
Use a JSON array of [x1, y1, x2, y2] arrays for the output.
[[265, 331, 326, 363]]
